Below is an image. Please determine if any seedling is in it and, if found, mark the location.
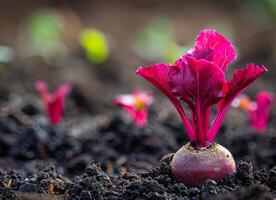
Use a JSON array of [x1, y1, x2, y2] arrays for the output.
[[35, 81, 71, 125], [233, 91, 274, 133], [137, 29, 267, 186], [114, 91, 153, 127]]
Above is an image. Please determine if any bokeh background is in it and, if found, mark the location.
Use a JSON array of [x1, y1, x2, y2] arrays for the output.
[[0, 0, 275, 114]]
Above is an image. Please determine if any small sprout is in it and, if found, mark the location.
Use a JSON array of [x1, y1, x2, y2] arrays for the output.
[[114, 91, 153, 128], [79, 28, 109, 64], [137, 29, 267, 186], [233, 91, 274, 133], [35, 80, 71, 125]]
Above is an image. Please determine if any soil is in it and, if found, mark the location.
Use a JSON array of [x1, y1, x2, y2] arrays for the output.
[[0, 1, 274, 199], [0, 92, 275, 200]]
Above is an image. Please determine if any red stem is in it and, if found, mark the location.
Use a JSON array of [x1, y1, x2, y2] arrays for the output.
[[203, 107, 211, 138], [208, 89, 248, 142], [207, 104, 229, 143], [194, 102, 206, 147], [172, 100, 195, 141]]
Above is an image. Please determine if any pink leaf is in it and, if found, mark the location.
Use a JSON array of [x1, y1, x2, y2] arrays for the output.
[[207, 64, 268, 142], [35, 81, 71, 125], [219, 64, 268, 109], [136, 29, 267, 147], [191, 29, 236, 71], [47, 98, 63, 125], [170, 55, 226, 109], [136, 64, 195, 140], [169, 55, 225, 146]]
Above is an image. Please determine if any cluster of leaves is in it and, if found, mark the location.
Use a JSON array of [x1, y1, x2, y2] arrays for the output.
[[137, 29, 267, 147]]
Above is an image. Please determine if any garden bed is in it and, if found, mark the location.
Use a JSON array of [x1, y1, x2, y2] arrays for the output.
[[0, 93, 275, 200]]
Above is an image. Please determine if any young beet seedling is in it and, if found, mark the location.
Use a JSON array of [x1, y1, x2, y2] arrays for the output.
[[114, 91, 153, 128], [35, 81, 71, 125], [233, 91, 274, 133], [136, 29, 267, 186]]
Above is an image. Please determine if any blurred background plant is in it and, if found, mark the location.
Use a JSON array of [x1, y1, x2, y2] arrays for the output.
[[27, 9, 68, 66], [134, 17, 188, 63], [79, 28, 109, 64]]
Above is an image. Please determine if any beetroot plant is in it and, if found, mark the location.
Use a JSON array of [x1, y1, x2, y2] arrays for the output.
[[136, 29, 267, 186], [114, 90, 153, 127], [35, 80, 71, 125], [233, 91, 274, 133]]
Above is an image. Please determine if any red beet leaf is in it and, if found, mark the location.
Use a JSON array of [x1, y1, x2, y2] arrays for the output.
[[137, 29, 267, 147], [191, 29, 236, 71], [169, 55, 225, 146], [35, 81, 71, 125], [207, 64, 267, 142], [136, 64, 195, 139]]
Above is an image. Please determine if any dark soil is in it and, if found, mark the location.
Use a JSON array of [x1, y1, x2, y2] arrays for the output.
[[0, 160, 275, 200], [0, 93, 275, 199]]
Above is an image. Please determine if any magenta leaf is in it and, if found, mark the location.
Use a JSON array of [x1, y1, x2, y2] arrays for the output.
[[136, 29, 267, 147], [219, 64, 268, 110], [47, 98, 63, 125], [170, 55, 226, 109], [191, 29, 236, 71], [207, 64, 268, 142], [169, 56, 226, 146], [35, 81, 71, 125], [136, 64, 195, 140]]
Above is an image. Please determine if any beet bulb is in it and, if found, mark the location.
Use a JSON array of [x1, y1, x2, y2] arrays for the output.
[[171, 142, 236, 187]]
